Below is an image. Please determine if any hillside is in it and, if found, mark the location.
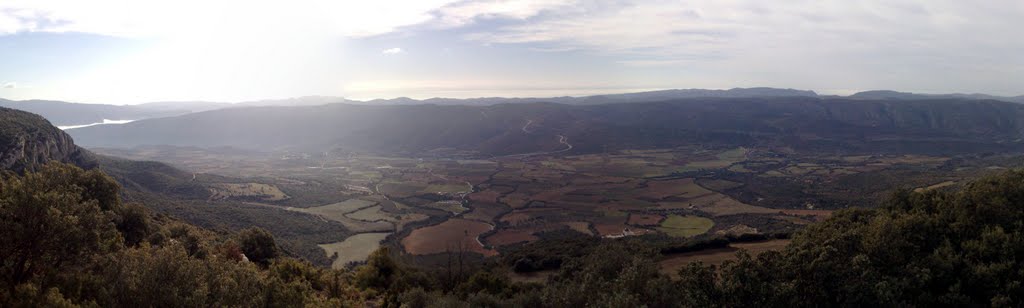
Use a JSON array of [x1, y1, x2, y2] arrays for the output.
[[0, 107, 97, 172], [69, 97, 1024, 156], [0, 106, 201, 195], [0, 107, 351, 266]]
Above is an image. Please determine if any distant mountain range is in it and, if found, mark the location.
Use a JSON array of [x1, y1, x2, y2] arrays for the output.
[[0, 97, 346, 127], [67, 96, 1024, 157], [4, 87, 1024, 127], [362, 87, 819, 106], [0, 99, 194, 127], [845, 90, 1024, 103]]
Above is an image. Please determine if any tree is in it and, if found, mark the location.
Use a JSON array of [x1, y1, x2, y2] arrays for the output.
[[238, 227, 280, 266], [0, 162, 373, 306], [0, 163, 123, 291], [355, 247, 399, 290], [701, 170, 1024, 306], [115, 203, 152, 247]]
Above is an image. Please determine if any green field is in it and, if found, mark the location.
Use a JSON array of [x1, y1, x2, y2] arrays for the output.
[[657, 215, 714, 238], [599, 207, 628, 217], [429, 200, 468, 214], [682, 147, 748, 170], [209, 183, 289, 201], [319, 232, 392, 269], [345, 205, 397, 222], [298, 198, 377, 219]]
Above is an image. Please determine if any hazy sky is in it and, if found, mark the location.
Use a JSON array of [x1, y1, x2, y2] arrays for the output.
[[1, 0, 1022, 104]]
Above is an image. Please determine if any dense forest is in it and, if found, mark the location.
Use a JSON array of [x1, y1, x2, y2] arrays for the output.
[[2, 162, 1022, 307]]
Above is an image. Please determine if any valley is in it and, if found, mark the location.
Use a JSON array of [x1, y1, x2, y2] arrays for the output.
[[90, 134, 1021, 269], [6, 92, 1024, 306], [60, 95, 1024, 274]]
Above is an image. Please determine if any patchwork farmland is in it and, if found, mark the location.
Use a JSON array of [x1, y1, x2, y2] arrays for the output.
[[99, 143, 985, 269]]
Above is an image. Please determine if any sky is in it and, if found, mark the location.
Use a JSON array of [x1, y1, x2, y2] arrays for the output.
[[0, 0, 1022, 104]]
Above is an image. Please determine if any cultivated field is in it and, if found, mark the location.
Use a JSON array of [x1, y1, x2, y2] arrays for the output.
[[628, 214, 664, 226], [346, 205, 397, 222], [657, 215, 715, 238], [209, 183, 289, 201], [659, 239, 792, 277], [301, 199, 378, 218], [485, 229, 539, 246], [96, 143, 996, 265], [320, 232, 392, 269], [914, 181, 956, 192], [290, 199, 395, 232], [401, 218, 496, 256]]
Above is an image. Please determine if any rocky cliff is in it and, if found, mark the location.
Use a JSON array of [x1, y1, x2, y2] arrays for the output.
[[0, 107, 95, 173]]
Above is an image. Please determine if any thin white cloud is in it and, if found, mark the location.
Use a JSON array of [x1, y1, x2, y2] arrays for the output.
[[0, 0, 463, 38], [382, 47, 404, 54], [0, 0, 577, 38], [454, 0, 1024, 94], [342, 78, 658, 100], [2, 82, 16, 89], [2, 1, 1023, 101], [434, 0, 576, 27], [465, 1, 1024, 61]]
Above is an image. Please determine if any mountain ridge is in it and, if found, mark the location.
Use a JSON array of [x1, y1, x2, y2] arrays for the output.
[[848, 90, 1024, 103], [67, 97, 1024, 157], [8, 87, 1024, 128], [0, 99, 194, 126]]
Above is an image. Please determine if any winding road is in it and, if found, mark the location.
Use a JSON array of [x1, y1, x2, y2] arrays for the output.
[[496, 134, 573, 159], [521, 119, 534, 134], [485, 118, 574, 159], [554, 135, 573, 153]]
